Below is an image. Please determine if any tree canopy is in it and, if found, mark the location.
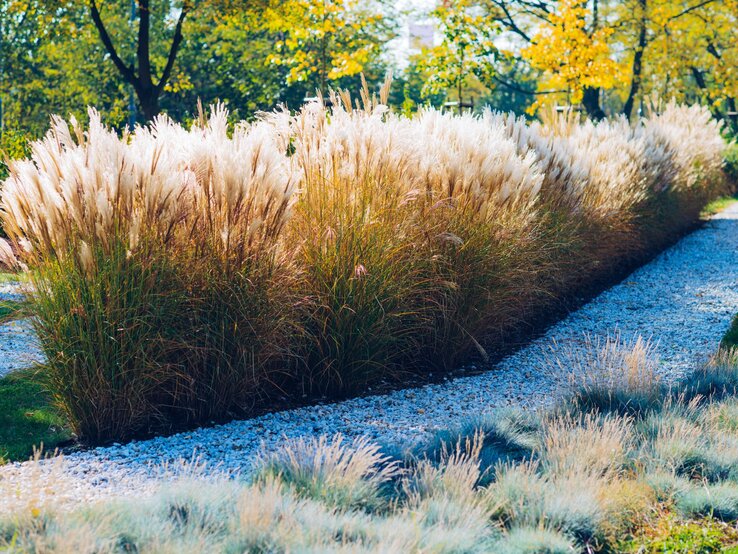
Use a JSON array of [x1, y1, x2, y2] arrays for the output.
[[0, 0, 735, 137]]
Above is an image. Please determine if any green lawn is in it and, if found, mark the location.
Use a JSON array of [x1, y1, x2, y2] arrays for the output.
[[702, 194, 738, 217], [0, 271, 29, 283], [724, 315, 738, 350], [0, 368, 71, 464], [0, 277, 68, 463], [0, 299, 29, 321]]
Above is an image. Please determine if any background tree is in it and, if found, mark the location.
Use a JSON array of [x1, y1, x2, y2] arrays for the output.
[[263, 0, 395, 96], [1, 1, 129, 134], [0, 0, 735, 137], [521, 0, 621, 118], [86, 0, 192, 121], [416, 0, 499, 110]]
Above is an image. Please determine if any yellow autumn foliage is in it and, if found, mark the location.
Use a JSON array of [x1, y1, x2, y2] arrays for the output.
[[522, 0, 624, 108]]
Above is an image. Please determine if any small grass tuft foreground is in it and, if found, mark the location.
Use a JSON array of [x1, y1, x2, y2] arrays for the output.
[[4, 339, 738, 552]]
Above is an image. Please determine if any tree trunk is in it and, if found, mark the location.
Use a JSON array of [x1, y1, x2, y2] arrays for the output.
[[89, 0, 188, 123], [728, 97, 737, 133], [582, 86, 606, 120], [138, 86, 160, 121], [581, 1, 606, 121], [623, 0, 647, 119], [691, 66, 724, 119]]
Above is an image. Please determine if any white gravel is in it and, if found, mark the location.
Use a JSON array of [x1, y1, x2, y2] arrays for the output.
[[0, 281, 43, 377], [2, 204, 738, 510], [0, 319, 43, 377]]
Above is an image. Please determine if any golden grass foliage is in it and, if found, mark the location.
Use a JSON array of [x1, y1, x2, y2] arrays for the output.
[[6, 342, 738, 552], [0, 93, 728, 440]]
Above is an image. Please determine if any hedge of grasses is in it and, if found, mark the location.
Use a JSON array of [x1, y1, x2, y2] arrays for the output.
[[5, 340, 738, 552], [0, 87, 729, 442]]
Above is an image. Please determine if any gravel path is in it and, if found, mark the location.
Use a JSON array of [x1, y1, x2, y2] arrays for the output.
[[0, 281, 43, 377], [2, 204, 738, 510], [0, 319, 43, 377]]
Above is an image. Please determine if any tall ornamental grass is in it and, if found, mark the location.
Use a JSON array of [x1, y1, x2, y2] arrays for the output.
[[0, 89, 729, 441]]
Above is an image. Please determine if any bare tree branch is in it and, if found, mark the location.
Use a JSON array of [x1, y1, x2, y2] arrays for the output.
[[89, 0, 136, 84], [667, 0, 717, 23], [487, 0, 534, 42], [157, 6, 189, 91]]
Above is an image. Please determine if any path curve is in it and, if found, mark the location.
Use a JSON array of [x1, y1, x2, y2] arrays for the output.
[[2, 204, 738, 510]]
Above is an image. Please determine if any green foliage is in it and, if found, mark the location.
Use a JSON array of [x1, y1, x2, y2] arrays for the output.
[[724, 143, 738, 185], [621, 516, 738, 553], [723, 317, 738, 349], [702, 195, 738, 218], [0, 1, 130, 135], [0, 0, 396, 133], [0, 368, 71, 464], [415, 0, 499, 105], [0, 128, 31, 181], [262, 0, 395, 95]]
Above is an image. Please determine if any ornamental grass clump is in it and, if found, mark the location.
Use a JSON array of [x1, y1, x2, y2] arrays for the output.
[[1, 108, 299, 441], [279, 90, 440, 393], [408, 109, 549, 369], [0, 87, 729, 441], [636, 102, 728, 247]]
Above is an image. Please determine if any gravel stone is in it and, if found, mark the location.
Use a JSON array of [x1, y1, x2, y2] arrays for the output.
[[2, 204, 738, 510], [0, 281, 43, 377]]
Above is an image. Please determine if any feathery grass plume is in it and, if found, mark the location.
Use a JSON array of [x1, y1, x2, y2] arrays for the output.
[[409, 109, 550, 369], [637, 102, 728, 248], [645, 102, 726, 193], [563, 118, 651, 267], [486, 111, 589, 211], [146, 106, 301, 422]]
